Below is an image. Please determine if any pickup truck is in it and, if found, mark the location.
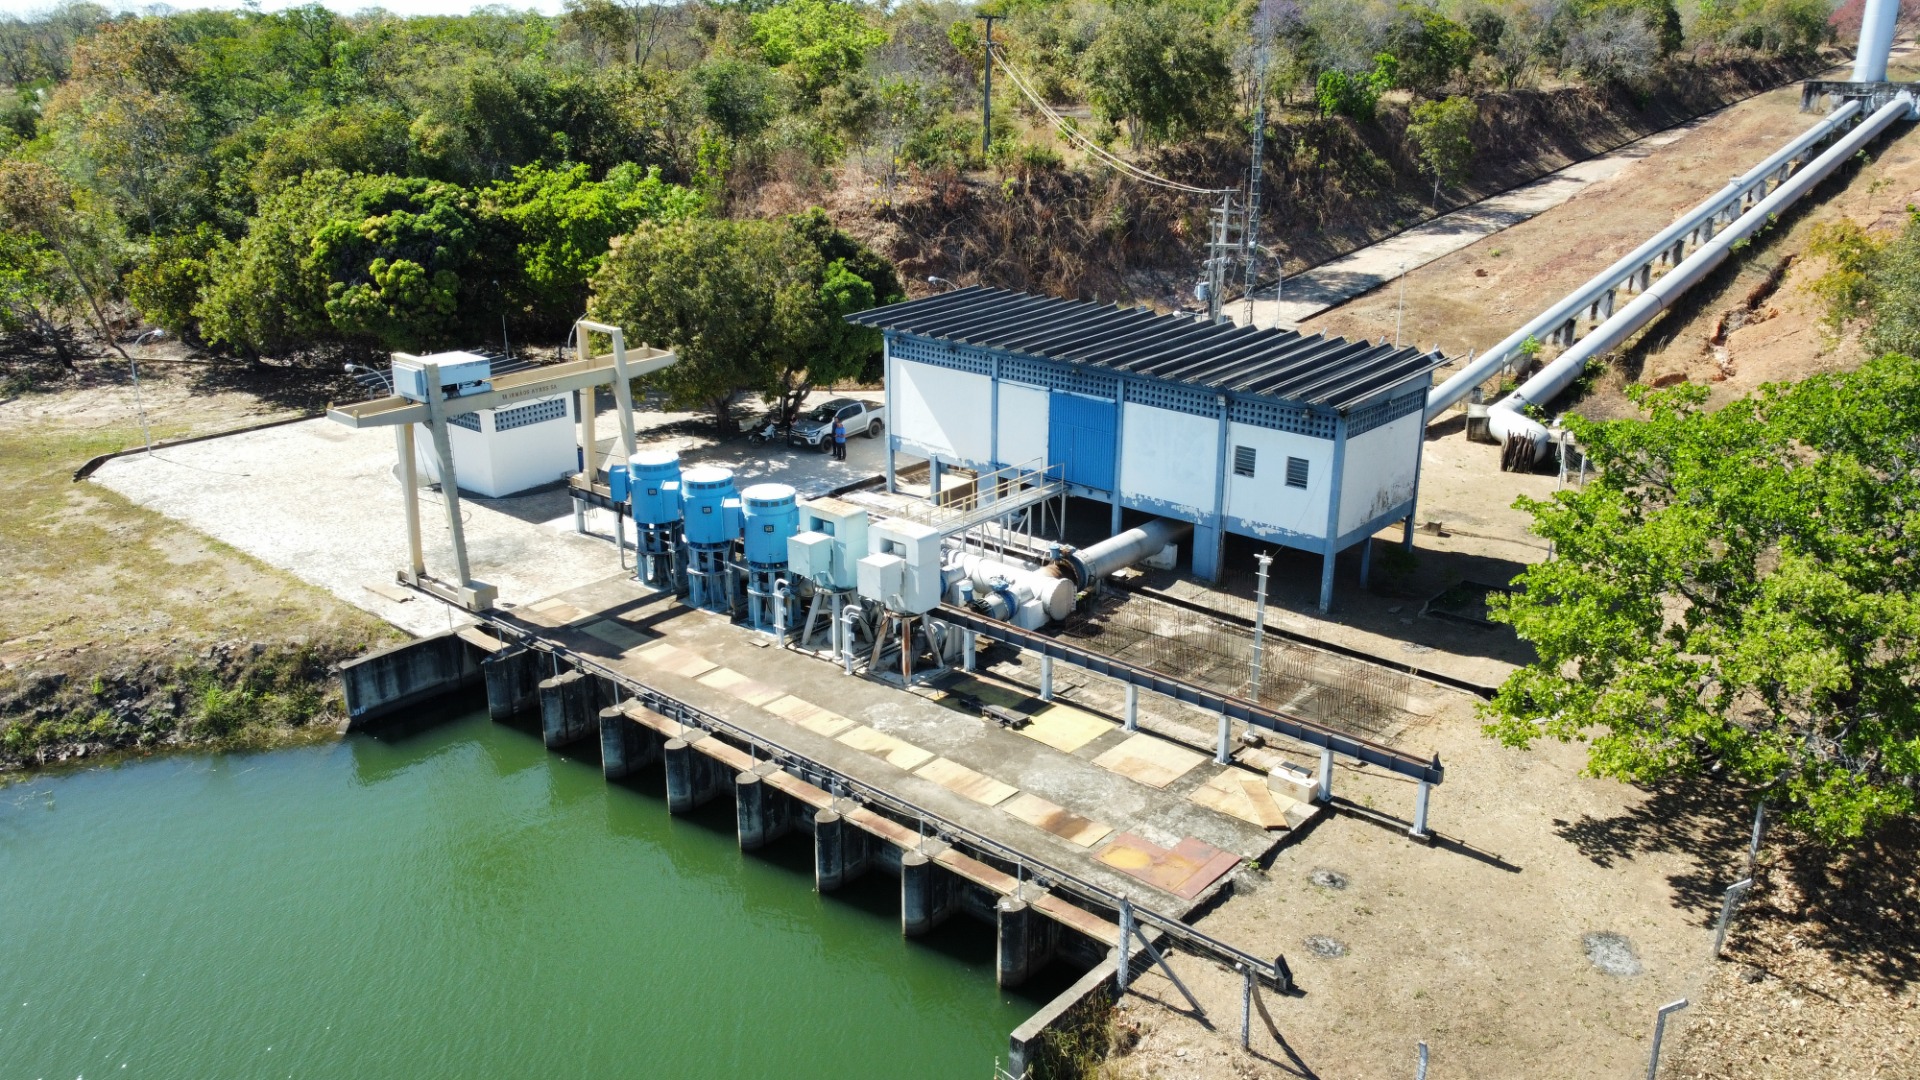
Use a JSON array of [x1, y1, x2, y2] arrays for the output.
[[789, 397, 885, 450]]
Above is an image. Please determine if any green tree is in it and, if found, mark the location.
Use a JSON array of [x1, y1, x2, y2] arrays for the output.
[[127, 224, 221, 341], [1407, 95, 1475, 206], [1484, 361, 1920, 844], [1082, 3, 1232, 147], [0, 158, 124, 357], [490, 161, 704, 327], [1316, 53, 1398, 122], [0, 230, 81, 366], [589, 216, 825, 433], [1387, 5, 1476, 98], [772, 207, 900, 420], [197, 170, 365, 356], [751, 0, 888, 103], [696, 56, 780, 145]]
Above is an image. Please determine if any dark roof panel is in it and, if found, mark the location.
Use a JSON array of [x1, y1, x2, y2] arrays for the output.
[[849, 286, 1443, 410]]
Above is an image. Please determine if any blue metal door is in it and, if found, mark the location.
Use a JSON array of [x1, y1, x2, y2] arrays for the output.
[[1047, 391, 1116, 491]]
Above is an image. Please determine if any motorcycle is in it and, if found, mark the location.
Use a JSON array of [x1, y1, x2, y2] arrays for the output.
[[745, 419, 783, 446]]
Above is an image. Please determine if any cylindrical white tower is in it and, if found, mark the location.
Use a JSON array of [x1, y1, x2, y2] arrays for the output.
[[1854, 0, 1898, 82]]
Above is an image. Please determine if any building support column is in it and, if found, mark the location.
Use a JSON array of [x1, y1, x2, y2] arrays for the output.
[[1124, 683, 1139, 732], [1316, 745, 1334, 803], [1358, 537, 1373, 590], [1039, 655, 1054, 701]]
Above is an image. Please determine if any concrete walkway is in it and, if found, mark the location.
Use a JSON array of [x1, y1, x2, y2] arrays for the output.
[[1236, 117, 1710, 329]]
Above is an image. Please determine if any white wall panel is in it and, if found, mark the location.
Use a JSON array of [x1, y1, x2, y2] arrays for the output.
[[1222, 422, 1332, 541], [1337, 411, 1422, 536], [891, 358, 993, 463], [996, 381, 1049, 469], [1119, 402, 1218, 516]]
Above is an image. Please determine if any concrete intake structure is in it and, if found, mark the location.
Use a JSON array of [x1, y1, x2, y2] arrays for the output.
[[1489, 92, 1917, 464]]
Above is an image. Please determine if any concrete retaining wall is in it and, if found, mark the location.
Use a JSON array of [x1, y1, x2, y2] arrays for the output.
[[1007, 958, 1121, 1079], [337, 629, 482, 728]]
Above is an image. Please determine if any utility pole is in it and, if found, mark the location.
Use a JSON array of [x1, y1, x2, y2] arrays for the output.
[[1204, 191, 1239, 323], [978, 13, 1001, 157], [1243, 44, 1270, 327]]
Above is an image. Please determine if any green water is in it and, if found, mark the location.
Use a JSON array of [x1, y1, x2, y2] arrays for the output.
[[0, 711, 1052, 1079]]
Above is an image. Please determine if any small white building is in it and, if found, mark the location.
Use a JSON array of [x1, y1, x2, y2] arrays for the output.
[[394, 351, 580, 498], [849, 288, 1446, 610]]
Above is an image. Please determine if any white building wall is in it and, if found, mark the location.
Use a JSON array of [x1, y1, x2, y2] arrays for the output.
[[891, 357, 994, 464], [995, 381, 1049, 469], [410, 394, 576, 498], [1119, 402, 1218, 518], [1337, 411, 1422, 536], [1222, 422, 1333, 541]]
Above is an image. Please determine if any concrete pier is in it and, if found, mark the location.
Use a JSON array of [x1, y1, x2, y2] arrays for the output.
[[736, 768, 794, 851], [539, 670, 596, 748], [482, 645, 541, 721], [600, 704, 660, 780], [901, 849, 958, 937], [995, 896, 1057, 988], [664, 736, 722, 813], [814, 809, 869, 892]]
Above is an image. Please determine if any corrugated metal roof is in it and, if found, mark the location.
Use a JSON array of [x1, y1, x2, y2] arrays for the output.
[[849, 286, 1445, 411]]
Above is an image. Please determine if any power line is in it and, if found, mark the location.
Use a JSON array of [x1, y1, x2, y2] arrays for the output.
[[986, 45, 1233, 196]]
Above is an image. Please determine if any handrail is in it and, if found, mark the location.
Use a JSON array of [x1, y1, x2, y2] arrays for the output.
[[936, 604, 1445, 785], [478, 609, 1293, 990]]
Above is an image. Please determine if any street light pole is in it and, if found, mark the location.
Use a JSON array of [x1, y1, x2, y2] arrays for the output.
[[130, 329, 164, 457]]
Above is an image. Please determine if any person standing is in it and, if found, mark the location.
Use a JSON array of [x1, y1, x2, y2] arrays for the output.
[[832, 417, 848, 461]]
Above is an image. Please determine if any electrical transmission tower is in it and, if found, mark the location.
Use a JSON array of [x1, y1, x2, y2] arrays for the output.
[[1242, 43, 1270, 327]]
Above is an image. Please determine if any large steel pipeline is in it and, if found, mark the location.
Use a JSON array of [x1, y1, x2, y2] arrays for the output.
[[1426, 99, 1865, 421], [1064, 519, 1194, 586], [1856, 0, 1899, 82], [1490, 92, 1917, 464]]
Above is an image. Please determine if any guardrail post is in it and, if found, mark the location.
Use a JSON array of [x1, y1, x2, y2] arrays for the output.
[[1645, 999, 1688, 1080], [1713, 878, 1754, 957]]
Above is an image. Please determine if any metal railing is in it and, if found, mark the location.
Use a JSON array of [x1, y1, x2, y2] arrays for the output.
[[479, 609, 1294, 991]]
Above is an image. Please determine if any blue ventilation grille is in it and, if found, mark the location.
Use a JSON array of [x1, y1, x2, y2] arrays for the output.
[[1001, 356, 1118, 400], [449, 413, 480, 432], [1124, 379, 1218, 418], [1229, 398, 1335, 439], [494, 397, 569, 432], [1344, 391, 1426, 437], [890, 334, 993, 376]]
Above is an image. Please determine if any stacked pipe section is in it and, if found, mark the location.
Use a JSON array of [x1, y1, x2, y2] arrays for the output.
[[1490, 92, 1916, 464], [681, 466, 741, 611], [628, 450, 683, 588], [740, 483, 799, 633]]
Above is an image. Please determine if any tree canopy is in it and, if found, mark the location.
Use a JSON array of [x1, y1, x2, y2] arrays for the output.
[[1485, 360, 1920, 845]]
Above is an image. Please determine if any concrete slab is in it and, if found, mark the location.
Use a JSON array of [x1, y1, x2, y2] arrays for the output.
[[90, 390, 890, 638], [511, 572, 1283, 907]]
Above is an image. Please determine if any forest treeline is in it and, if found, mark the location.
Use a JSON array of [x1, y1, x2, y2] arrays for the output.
[[0, 0, 1838, 402]]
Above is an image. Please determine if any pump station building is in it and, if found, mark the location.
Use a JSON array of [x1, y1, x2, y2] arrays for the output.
[[851, 287, 1447, 610]]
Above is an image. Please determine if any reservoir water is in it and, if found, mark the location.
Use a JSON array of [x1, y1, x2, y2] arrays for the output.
[[0, 710, 1054, 1078]]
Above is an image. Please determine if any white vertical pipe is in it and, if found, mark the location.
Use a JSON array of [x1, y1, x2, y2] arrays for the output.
[[1855, 0, 1897, 82]]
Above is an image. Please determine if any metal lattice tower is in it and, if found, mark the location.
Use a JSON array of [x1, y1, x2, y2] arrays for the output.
[[1243, 44, 1270, 327]]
